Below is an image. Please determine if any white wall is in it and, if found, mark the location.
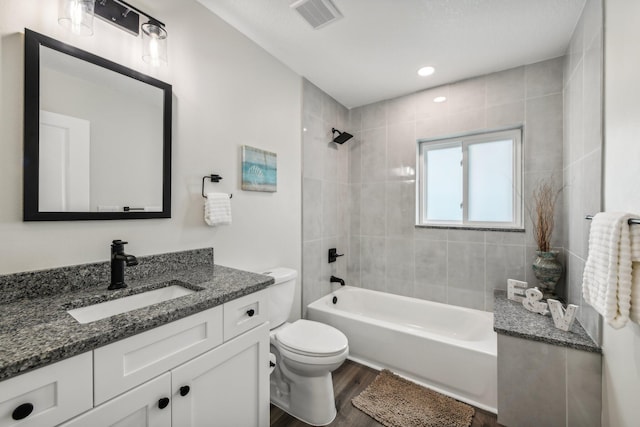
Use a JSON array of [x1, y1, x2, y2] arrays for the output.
[[0, 0, 302, 316], [602, 0, 640, 425]]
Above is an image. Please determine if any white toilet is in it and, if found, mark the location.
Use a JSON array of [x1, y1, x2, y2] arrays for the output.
[[263, 267, 348, 426]]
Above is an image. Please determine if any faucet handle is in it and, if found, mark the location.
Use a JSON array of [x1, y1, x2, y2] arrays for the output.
[[112, 239, 128, 245]]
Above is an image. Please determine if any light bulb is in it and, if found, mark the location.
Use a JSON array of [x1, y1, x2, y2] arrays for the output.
[[59, 0, 95, 36], [142, 22, 168, 67]]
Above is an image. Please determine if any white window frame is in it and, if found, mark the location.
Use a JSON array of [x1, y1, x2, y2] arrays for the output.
[[417, 128, 523, 230]]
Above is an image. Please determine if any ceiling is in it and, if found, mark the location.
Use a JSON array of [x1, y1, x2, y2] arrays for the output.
[[196, 0, 586, 109]]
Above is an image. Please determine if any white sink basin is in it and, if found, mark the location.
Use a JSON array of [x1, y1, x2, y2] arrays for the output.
[[67, 285, 195, 324]]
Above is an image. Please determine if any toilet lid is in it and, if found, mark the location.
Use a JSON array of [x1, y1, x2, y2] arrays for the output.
[[276, 319, 348, 356]]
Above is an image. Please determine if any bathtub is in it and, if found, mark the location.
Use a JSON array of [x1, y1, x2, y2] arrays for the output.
[[307, 286, 497, 413]]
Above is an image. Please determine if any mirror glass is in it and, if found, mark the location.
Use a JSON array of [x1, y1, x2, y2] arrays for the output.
[[24, 29, 172, 221]]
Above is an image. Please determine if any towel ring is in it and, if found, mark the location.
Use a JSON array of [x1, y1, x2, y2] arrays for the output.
[[202, 174, 232, 199]]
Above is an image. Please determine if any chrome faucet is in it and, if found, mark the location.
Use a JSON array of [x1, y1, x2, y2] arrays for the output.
[[330, 275, 345, 286], [109, 240, 138, 290]]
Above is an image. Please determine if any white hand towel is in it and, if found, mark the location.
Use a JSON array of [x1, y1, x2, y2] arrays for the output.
[[204, 193, 232, 226], [582, 212, 633, 329], [629, 221, 640, 323]]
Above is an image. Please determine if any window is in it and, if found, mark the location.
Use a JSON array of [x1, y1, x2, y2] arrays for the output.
[[417, 128, 523, 230]]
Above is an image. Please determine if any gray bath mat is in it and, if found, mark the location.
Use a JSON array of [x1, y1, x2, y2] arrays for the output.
[[352, 369, 475, 427]]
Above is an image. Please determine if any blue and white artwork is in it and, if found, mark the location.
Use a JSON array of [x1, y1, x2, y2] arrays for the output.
[[241, 145, 277, 192]]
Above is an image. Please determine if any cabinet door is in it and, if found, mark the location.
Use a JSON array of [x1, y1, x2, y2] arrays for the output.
[[60, 373, 171, 427], [0, 352, 92, 427], [171, 322, 269, 427]]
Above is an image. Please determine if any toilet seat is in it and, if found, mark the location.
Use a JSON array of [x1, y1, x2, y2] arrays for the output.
[[276, 319, 348, 356]]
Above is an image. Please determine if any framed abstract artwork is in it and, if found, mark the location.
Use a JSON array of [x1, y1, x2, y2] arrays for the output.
[[241, 145, 277, 192]]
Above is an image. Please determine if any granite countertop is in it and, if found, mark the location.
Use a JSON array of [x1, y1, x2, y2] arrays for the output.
[[0, 249, 274, 382], [493, 290, 601, 353]]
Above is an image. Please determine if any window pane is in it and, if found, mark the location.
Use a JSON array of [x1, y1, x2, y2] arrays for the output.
[[468, 139, 513, 222], [425, 144, 462, 221]]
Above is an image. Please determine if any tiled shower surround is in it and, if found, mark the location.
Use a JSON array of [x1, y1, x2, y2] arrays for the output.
[[562, 0, 603, 344], [303, 55, 566, 313]]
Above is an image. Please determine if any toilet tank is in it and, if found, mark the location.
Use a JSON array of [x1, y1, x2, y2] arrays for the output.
[[262, 267, 297, 329]]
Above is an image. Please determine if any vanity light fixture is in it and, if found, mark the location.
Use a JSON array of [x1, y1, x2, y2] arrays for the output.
[[141, 21, 168, 66], [59, 0, 168, 66], [58, 0, 96, 36]]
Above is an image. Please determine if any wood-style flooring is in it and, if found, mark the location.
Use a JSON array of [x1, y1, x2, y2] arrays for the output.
[[270, 360, 502, 427]]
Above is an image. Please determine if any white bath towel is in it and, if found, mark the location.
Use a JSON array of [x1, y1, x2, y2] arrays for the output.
[[204, 193, 232, 226], [582, 212, 633, 329], [630, 222, 640, 323]]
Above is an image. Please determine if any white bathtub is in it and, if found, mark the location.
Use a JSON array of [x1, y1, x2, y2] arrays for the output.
[[307, 286, 497, 413]]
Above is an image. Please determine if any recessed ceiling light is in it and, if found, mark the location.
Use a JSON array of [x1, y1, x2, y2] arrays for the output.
[[433, 96, 447, 103], [417, 66, 435, 77]]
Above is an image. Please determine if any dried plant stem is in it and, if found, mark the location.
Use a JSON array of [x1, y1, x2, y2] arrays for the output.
[[531, 179, 560, 253]]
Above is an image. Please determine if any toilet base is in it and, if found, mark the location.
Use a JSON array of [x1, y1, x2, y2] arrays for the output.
[[270, 363, 338, 426]]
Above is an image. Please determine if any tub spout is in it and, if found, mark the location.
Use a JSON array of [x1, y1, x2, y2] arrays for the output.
[[330, 276, 345, 286]]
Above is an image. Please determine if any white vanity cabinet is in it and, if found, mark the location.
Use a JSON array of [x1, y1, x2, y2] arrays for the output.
[[1, 289, 270, 427]]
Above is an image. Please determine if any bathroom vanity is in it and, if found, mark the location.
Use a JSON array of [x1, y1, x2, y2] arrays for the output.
[[0, 248, 272, 426], [493, 291, 602, 427]]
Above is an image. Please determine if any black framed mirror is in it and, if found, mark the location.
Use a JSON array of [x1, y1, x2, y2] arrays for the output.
[[23, 29, 172, 221]]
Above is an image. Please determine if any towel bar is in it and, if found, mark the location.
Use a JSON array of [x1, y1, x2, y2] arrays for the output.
[[202, 174, 233, 199], [585, 215, 640, 225]]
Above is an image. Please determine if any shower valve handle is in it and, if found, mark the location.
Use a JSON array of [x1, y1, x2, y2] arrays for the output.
[[328, 248, 344, 263]]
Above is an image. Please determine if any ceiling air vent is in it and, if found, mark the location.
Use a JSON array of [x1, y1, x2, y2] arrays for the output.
[[290, 0, 343, 30]]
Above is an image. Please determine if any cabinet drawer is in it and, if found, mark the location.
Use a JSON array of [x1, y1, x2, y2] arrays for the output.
[[0, 352, 92, 427], [223, 289, 268, 341], [94, 305, 223, 405]]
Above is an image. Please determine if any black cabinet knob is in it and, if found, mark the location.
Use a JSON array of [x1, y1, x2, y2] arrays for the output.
[[12, 403, 34, 420], [246, 309, 255, 317], [158, 397, 170, 409], [179, 385, 190, 396]]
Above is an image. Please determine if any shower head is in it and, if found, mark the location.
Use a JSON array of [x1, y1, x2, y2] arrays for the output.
[[332, 128, 353, 144]]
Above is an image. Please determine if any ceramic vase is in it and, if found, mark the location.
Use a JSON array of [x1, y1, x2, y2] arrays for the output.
[[532, 250, 562, 299]]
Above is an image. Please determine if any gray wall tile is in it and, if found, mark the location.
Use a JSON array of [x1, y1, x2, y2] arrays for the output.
[[362, 101, 387, 130], [348, 131, 363, 183], [387, 94, 416, 125], [486, 244, 525, 292], [361, 236, 386, 292], [322, 181, 338, 238], [497, 335, 567, 427], [303, 178, 322, 241], [302, 239, 323, 313], [415, 86, 449, 119], [360, 128, 387, 182], [449, 76, 486, 113], [386, 181, 416, 238], [386, 238, 415, 283], [486, 101, 524, 129], [567, 349, 602, 427], [360, 182, 386, 236], [525, 57, 564, 98], [447, 241, 485, 294], [447, 288, 485, 310], [387, 122, 417, 181], [347, 235, 361, 287], [486, 66, 525, 106], [415, 240, 447, 287], [583, 32, 603, 156]]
